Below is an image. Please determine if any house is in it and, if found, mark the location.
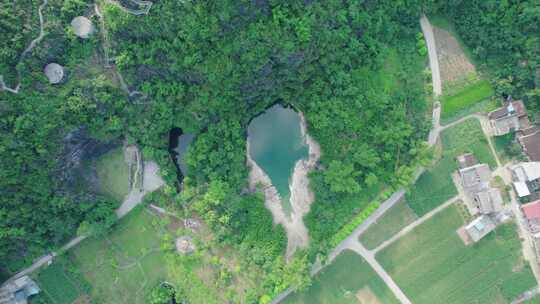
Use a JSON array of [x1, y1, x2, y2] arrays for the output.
[[472, 188, 503, 214], [464, 215, 497, 243], [0, 276, 40, 304], [458, 162, 504, 215], [523, 200, 540, 234], [488, 98, 529, 136], [521, 200, 540, 259], [457, 153, 478, 169], [518, 127, 540, 162], [511, 162, 540, 198], [459, 163, 492, 196]]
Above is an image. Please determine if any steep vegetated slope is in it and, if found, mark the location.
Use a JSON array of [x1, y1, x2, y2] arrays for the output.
[[103, 0, 431, 257], [0, 0, 433, 281]]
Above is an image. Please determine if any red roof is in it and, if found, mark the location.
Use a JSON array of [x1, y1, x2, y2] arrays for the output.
[[522, 200, 540, 219]]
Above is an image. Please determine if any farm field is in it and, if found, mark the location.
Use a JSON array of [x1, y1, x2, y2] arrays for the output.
[[358, 198, 417, 250], [32, 259, 91, 304], [283, 250, 399, 304], [440, 80, 495, 124], [407, 118, 496, 215], [377, 205, 536, 304], [68, 207, 168, 304], [96, 147, 130, 202]]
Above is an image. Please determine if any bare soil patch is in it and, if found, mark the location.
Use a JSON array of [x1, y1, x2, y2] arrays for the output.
[[356, 286, 382, 304], [432, 26, 476, 88]]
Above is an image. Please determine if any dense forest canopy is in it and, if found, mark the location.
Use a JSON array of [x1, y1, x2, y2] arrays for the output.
[[1, 1, 538, 297]]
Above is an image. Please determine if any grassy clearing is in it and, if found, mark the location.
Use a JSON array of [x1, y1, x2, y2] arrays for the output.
[[440, 80, 495, 124], [407, 118, 496, 216], [358, 198, 417, 250], [68, 207, 167, 304], [96, 147, 130, 202], [377, 205, 536, 304], [493, 132, 526, 164], [524, 295, 540, 303], [283, 250, 399, 304]]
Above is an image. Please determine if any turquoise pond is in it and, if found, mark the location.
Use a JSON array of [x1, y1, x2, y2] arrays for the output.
[[248, 104, 309, 205]]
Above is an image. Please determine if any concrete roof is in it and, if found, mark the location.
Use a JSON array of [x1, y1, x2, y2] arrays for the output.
[[514, 181, 531, 197], [465, 215, 496, 242], [475, 188, 503, 213], [512, 162, 540, 182], [460, 164, 491, 189]]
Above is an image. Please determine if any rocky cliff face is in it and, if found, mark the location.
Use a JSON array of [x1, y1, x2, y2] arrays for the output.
[[56, 127, 121, 198]]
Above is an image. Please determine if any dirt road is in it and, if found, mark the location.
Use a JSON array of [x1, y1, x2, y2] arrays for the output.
[[347, 242, 412, 304], [373, 196, 459, 254]]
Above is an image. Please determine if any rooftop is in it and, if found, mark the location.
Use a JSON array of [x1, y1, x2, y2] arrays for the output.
[[459, 163, 491, 189], [519, 131, 540, 162], [457, 153, 478, 169], [465, 215, 496, 242], [474, 188, 503, 214], [512, 162, 540, 182], [488, 99, 527, 120], [522, 199, 540, 220]]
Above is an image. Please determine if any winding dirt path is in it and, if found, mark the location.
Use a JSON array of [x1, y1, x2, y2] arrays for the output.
[[0, 0, 48, 94]]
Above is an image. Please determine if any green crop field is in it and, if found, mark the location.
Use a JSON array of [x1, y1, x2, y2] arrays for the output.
[[33, 258, 91, 304], [283, 250, 399, 304], [35, 206, 267, 304], [407, 118, 496, 215], [96, 147, 131, 202], [359, 198, 417, 249], [441, 80, 495, 124], [377, 205, 536, 304]]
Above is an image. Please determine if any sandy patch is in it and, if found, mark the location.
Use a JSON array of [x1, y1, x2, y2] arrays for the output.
[[247, 111, 321, 258], [456, 226, 471, 246], [356, 286, 381, 304]]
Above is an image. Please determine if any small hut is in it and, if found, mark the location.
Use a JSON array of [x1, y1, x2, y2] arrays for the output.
[[175, 236, 195, 255], [43, 63, 64, 84], [71, 16, 94, 39]]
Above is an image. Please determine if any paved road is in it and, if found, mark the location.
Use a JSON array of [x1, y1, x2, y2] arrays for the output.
[[374, 196, 459, 254], [325, 190, 406, 264], [420, 15, 442, 96]]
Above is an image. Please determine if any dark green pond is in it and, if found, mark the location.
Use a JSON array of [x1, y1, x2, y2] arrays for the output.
[[248, 104, 309, 206]]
